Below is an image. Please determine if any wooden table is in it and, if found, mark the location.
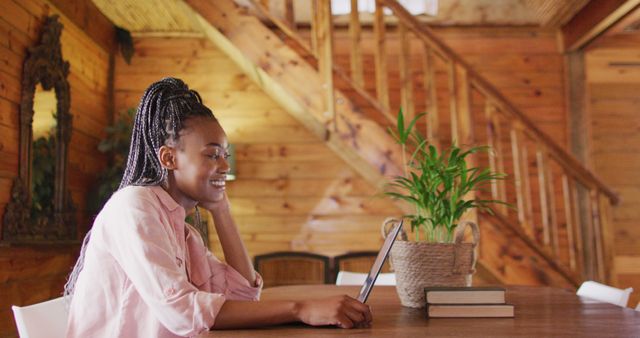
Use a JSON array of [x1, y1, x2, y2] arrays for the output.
[[199, 285, 640, 337]]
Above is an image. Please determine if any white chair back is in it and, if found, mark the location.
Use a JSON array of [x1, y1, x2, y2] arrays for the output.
[[576, 281, 633, 307], [336, 271, 396, 286], [11, 297, 68, 338]]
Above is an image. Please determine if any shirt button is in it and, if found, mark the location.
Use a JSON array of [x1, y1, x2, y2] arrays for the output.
[[176, 258, 183, 267], [166, 287, 176, 296]]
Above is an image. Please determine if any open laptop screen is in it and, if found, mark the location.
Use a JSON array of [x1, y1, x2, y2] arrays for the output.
[[356, 219, 403, 303]]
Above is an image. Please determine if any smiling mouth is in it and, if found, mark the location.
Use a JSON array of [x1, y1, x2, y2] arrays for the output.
[[210, 179, 226, 188]]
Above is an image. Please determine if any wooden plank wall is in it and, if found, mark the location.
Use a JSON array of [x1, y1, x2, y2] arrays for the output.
[[113, 37, 401, 260], [586, 44, 640, 307], [0, 0, 112, 336]]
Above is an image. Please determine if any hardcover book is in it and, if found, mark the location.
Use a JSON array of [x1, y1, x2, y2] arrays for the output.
[[426, 304, 515, 318], [424, 287, 506, 304]]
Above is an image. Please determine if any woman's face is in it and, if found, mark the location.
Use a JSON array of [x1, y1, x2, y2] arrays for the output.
[[166, 116, 230, 209]]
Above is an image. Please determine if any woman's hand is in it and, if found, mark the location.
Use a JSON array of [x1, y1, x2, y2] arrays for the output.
[[198, 192, 232, 215], [294, 295, 372, 329]]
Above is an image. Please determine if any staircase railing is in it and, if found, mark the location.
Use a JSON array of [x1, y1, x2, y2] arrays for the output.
[[250, 0, 619, 285]]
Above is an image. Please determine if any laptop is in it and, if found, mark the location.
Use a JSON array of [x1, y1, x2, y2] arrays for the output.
[[356, 219, 404, 303]]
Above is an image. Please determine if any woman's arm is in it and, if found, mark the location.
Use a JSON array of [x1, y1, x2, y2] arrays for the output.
[[201, 194, 256, 285], [213, 295, 372, 329]]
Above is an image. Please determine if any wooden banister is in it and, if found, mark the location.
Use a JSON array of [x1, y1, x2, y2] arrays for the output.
[[379, 0, 618, 206], [246, 0, 618, 285]]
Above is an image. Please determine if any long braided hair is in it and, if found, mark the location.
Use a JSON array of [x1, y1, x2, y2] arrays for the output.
[[64, 77, 216, 302]]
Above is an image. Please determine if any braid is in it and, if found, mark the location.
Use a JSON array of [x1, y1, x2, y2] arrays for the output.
[[64, 78, 215, 304], [120, 77, 215, 188]]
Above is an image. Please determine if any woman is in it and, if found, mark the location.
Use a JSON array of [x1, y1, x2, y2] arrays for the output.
[[65, 77, 371, 338]]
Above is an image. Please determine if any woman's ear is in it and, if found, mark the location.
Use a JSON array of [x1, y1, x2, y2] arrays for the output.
[[158, 145, 177, 170]]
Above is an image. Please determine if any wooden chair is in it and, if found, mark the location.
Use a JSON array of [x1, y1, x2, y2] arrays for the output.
[[254, 251, 332, 287], [333, 251, 392, 282]]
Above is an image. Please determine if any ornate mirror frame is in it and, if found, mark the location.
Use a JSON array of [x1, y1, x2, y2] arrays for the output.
[[2, 15, 76, 242]]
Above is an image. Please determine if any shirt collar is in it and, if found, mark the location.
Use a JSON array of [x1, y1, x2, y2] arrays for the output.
[[149, 185, 183, 213]]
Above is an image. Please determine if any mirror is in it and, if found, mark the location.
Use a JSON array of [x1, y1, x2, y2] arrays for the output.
[[2, 15, 75, 243], [31, 84, 57, 227]]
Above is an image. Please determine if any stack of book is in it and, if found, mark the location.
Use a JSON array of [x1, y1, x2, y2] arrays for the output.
[[424, 287, 514, 318]]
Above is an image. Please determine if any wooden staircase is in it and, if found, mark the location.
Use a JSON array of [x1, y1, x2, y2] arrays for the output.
[[183, 0, 619, 288]]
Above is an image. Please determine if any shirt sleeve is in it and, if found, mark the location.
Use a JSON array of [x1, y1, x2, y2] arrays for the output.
[[206, 251, 263, 301], [101, 192, 224, 337], [183, 223, 263, 301]]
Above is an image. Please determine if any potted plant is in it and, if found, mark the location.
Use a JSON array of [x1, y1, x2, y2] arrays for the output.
[[384, 109, 507, 308]]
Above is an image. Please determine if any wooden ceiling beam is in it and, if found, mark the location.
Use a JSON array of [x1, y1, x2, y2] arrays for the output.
[[561, 0, 640, 51]]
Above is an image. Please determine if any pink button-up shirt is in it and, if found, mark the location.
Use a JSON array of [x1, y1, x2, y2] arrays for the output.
[[67, 185, 262, 338]]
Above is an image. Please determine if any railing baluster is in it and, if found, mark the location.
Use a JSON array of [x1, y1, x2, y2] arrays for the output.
[[536, 146, 551, 246], [486, 103, 500, 201], [310, 0, 319, 57], [349, 0, 364, 87], [520, 138, 534, 237], [546, 153, 560, 256], [448, 61, 458, 144], [590, 190, 605, 281], [373, 0, 389, 111], [399, 22, 414, 121], [423, 45, 440, 152], [562, 174, 577, 270], [485, 102, 507, 215], [571, 179, 585, 277], [452, 63, 474, 149], [598, 193, 617, 284], [284, 0, 295, 29], [511, 124, 532, 237], [315, 0, 335, 130]]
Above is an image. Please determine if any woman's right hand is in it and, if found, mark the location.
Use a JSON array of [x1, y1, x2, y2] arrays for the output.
[[294, 295, 372, 329]]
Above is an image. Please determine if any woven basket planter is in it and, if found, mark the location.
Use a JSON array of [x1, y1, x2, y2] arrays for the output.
[[383, 218, 480, 308]]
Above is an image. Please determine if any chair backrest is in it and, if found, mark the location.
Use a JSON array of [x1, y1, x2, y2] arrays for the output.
[[254, 251, 331, 287], [333, 251, 392, 274], [576, 281, 633, 307], [12, 296, 67, 338], [335, 271, 396, 286]]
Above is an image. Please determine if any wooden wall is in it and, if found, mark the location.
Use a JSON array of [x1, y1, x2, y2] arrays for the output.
[[586, 43, 640, 307], [113, 37, 401, 260], [0, 0, 113, 336]]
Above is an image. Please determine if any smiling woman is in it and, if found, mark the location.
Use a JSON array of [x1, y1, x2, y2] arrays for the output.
[[63, 77, 372, 338]]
